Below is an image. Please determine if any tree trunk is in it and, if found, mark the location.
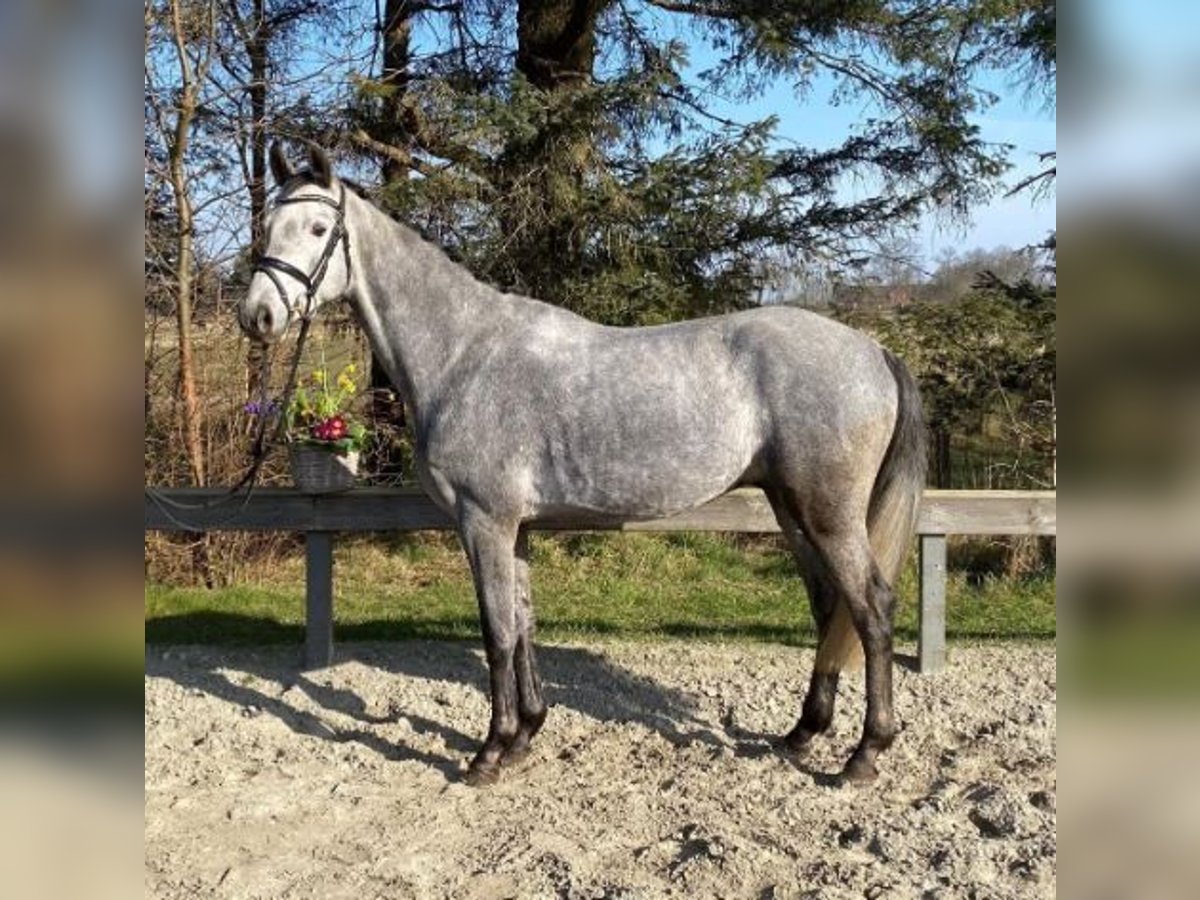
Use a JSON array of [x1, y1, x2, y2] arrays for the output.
[[507, 0, 606, 303], [245, 0, 270, 403], [368, 0, 417, 480], [167, 0, 207, 488], [167, 0, 213, 586], [379, 0, 414, 184], [930, 427, 952, 489], [516, 0, 605, 89]]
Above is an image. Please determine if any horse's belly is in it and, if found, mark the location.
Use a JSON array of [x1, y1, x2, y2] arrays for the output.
[[530, 418, 758, 520]]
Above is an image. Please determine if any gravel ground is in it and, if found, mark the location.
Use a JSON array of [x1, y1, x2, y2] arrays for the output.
[[145, 641, 1056, 899]]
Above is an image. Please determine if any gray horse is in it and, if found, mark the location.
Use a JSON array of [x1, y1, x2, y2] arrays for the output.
[[240, 144, 926, 785]]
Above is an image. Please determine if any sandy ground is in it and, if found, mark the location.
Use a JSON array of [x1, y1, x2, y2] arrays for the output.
[[145, 641, 1056, 899]]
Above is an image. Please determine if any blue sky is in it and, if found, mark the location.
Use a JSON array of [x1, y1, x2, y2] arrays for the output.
[[671, 39, 1056, 260], [915, 79, 1055, 258]]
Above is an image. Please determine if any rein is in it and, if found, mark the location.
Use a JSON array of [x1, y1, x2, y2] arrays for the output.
[[146, 184, 352, 529], [145, 318, 311, 529]]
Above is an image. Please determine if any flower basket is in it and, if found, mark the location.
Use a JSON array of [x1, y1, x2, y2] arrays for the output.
[[289, 444, 360, 494], [244, 362, 371, 493]]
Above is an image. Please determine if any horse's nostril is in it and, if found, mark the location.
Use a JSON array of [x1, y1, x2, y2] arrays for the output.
[[256, 307, 273, 335]]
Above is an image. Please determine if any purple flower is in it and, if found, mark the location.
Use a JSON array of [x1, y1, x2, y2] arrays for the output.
[[243, 398, 281, 417]]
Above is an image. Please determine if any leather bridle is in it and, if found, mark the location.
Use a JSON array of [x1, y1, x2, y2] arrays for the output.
[[252, 182, 351, 326]]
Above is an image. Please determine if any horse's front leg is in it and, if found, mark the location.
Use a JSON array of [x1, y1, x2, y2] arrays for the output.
[[500, 528, 548, 767], [458, 505, 521, 786]]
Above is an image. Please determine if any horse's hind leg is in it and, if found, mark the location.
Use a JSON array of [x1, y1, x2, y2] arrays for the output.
[[803, 519, 898, 783], [767, 492, 844, 752], [787, 549, 844, 753], [500, 528, 548, 767], [458, 505, 521, 785]]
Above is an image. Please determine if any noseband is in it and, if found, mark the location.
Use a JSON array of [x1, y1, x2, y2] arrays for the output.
[[252, 183, 351, 325]]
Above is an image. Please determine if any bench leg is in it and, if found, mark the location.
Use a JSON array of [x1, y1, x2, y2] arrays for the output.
[[918, 534, 947, 673], [304, 531, 334, 670]]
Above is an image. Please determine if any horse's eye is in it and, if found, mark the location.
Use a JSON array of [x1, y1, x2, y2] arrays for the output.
[[311, 222, 328, 237]]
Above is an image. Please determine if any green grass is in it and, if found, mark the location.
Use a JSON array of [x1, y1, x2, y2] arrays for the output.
[[145, 533, 1056, 647]]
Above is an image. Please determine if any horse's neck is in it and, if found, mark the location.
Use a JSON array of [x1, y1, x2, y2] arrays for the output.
[[346, 192, 498, 419]]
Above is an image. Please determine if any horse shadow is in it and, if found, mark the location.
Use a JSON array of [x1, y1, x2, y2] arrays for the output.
[[145, 614, 742, 783]]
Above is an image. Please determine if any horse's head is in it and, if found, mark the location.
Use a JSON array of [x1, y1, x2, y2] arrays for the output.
[[238, 143, 351, 343]]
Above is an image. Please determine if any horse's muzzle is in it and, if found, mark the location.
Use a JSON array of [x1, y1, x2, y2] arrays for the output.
[[237, 293, 289, 344]]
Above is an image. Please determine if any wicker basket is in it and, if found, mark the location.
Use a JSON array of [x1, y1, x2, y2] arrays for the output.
[[289, 444, 360, 494]]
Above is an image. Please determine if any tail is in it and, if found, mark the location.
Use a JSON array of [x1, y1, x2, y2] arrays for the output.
[[815, 347, 927, 672], [866, 348, 927, 587]]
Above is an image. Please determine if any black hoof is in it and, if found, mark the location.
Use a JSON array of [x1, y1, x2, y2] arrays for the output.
[[840, 755, 879, 784]]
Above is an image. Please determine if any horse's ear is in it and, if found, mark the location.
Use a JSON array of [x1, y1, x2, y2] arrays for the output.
[[308, 144, 332, 188], [269, 141, 293, 187]]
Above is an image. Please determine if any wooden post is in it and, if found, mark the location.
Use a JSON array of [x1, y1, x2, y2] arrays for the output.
[[304, 531, 334, 669], [918, 534, 947, 673]]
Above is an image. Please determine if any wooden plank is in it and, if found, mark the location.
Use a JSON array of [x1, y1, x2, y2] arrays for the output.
[[918, 534, 947, 673], [146, 486, 1056, 536], [918, 490, 1056, 536], [144, 487, 451, 533], [608, 490, 779, 533], [304, 532, 334, 670], [142, 487, 780, 533]]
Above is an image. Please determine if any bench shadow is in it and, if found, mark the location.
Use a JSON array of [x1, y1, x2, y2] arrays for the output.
[[146, 613, 728, 783]]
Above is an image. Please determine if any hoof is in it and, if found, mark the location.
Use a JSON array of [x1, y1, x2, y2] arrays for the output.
[[840, 755, 879, 784], [464, 763, 501, 787]]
